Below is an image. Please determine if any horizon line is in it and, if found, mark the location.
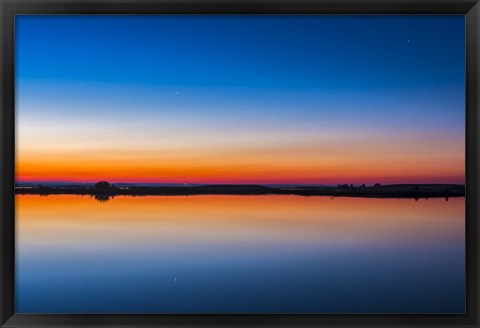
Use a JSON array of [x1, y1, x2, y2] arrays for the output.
[[15, 180, 466, 186]]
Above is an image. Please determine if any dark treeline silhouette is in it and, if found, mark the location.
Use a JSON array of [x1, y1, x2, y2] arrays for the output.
[[94, 181, 111, 190], [15, 181, 465, 200]]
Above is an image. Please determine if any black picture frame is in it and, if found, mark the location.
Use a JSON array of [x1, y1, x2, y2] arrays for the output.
[[1, 0, 479, 327]]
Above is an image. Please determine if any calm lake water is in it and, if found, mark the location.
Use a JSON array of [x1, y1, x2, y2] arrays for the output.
[[15, 195, 465, 313]]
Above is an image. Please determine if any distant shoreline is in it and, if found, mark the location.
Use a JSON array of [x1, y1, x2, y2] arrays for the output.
[[15, 184, 465, 199]]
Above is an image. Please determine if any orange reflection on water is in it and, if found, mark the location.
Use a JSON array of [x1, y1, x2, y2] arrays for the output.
[[16, 195, 464, 253]]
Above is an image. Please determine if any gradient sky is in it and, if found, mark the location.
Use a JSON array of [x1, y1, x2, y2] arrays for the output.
[[15, 15, 465, 185]]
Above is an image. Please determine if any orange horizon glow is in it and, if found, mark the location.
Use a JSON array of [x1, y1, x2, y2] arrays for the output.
[[16, 157, 465, 185], [16, 126, 465, 185], [16, 164, 465, 185]]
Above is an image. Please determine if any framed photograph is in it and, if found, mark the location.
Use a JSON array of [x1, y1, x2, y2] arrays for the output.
[[1, 0, 479, 327]]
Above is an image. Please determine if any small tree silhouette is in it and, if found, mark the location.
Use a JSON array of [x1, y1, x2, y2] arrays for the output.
[[374, 183, 381, 187], [94, 181, 111, 190]]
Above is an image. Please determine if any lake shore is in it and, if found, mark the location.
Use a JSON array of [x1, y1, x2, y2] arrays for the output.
[[15, 184, 465, 199]]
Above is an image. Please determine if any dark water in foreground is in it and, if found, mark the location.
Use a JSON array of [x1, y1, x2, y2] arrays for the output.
[[16, 195, 465, 313]]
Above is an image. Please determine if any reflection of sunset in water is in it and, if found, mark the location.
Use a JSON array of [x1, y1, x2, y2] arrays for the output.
[[15, 195, 465, 313], [17, 194, 464, 252]]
